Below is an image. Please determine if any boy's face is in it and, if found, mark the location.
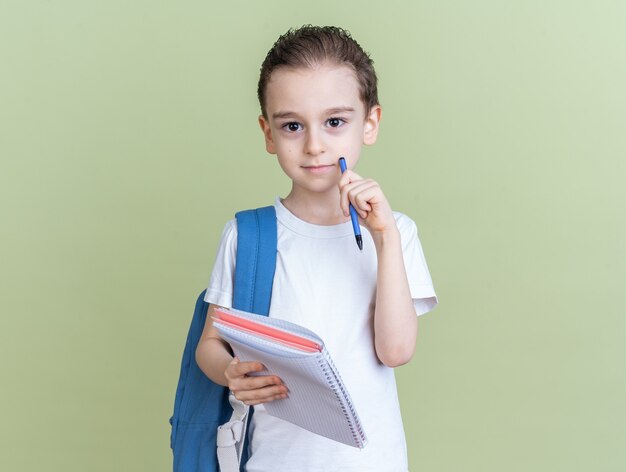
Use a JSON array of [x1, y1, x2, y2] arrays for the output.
[[258, 63, 381, 198]]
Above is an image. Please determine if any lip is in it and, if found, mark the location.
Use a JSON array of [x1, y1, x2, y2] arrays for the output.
[[302, 164, 335, 174]]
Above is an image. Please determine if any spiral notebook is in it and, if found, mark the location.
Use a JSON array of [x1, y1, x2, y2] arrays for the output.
[[211, 307, 367, 449]]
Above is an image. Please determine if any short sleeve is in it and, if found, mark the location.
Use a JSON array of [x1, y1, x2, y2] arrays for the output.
[[203, 219, 238, 308], [395, 213, 438, 316]]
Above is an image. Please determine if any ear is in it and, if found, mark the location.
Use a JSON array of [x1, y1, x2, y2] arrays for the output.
[[363, 105, 382, 145], [258, 115, 277, 154]]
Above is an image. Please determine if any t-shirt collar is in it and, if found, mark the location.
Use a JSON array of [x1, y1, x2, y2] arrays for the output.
[[274, 196, 355, 239]]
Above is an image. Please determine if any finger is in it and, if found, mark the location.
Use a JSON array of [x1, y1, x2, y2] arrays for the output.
[[347, 180, 379, 217], [230, 360, 265, 377], [237, 374, 284, 391], [352, 182, 380, 208], [245, 391, 289, 406], [244, 392, 288, 406], [339, 174, 367, 216], [232, 383, 289, 405], [338, 169, 363, 191]]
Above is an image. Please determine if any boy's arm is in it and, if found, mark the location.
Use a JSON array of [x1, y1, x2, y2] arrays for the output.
[[195, 304, 288, 405], [371, 228, 418, 367], [338, 172, 418, 367], [195, 304, 235, 386]]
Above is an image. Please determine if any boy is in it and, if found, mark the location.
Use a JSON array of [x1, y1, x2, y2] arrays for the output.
[[196, 25, 437, 471]]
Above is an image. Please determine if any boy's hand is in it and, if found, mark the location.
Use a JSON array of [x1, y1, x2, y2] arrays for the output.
[[224, 357, 288, 406], [338, 169, 397, 236]]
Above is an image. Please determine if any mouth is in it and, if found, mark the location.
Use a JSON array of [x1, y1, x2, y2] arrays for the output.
[[302, 164, 335, 174], [302, 164, 335, 171]]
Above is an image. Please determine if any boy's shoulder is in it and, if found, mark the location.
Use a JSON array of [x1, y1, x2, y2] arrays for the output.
[[214, 218, 238, 253], [392, 210, 419, 234], [218, 217, 237, 236]]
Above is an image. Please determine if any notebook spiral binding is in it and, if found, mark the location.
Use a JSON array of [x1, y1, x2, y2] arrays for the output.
[[318, 351, 367, 448]]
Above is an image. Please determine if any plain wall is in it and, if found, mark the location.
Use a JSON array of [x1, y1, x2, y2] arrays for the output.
[[1, 1, 625, 470]]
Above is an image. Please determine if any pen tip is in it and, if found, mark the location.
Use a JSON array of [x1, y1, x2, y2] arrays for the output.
[[356, 235, 363, 251]]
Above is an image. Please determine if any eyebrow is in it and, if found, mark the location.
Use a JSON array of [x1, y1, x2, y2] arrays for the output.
[[271, 106, 356, 120]]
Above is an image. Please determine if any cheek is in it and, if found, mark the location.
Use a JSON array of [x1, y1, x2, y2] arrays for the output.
[[346, 130, 364, 149], [346, 126, 364, 141], [276, 141, 294, 155]]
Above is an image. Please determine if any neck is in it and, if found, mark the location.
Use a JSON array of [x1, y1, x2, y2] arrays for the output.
[[281, 187, 349, 226]]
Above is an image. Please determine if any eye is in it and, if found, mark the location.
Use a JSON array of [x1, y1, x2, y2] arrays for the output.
[[283, 122, 302, 132], [327, 117, 345, 128]]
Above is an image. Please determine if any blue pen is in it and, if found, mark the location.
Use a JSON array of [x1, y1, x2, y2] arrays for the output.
[[339, 157, 363, 251]]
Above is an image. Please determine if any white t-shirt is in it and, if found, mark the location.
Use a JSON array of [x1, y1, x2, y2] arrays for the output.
[[205, 197, 437, 472]]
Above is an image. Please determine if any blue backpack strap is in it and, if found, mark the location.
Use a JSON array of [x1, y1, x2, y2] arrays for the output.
[[233, 206, 277, 315], [170, 205, 276, 472], [232, 206, 276, 468]]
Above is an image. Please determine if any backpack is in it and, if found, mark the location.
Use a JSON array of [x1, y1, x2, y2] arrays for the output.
[[169, 206, 277, 471]]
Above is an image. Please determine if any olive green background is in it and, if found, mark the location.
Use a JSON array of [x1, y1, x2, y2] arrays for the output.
[[1, 1, 624, 470]]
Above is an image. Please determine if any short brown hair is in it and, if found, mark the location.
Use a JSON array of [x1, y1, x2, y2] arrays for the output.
[[257, 25, 379, 120]]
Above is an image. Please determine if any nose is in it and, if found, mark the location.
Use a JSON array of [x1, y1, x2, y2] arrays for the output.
[[303, 129, 325, 156]]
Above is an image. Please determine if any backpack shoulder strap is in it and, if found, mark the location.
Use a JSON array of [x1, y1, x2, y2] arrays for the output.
[[218, 205, 278, 471], [171, 205, 277, 472], [233, 205, 277, 316]]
